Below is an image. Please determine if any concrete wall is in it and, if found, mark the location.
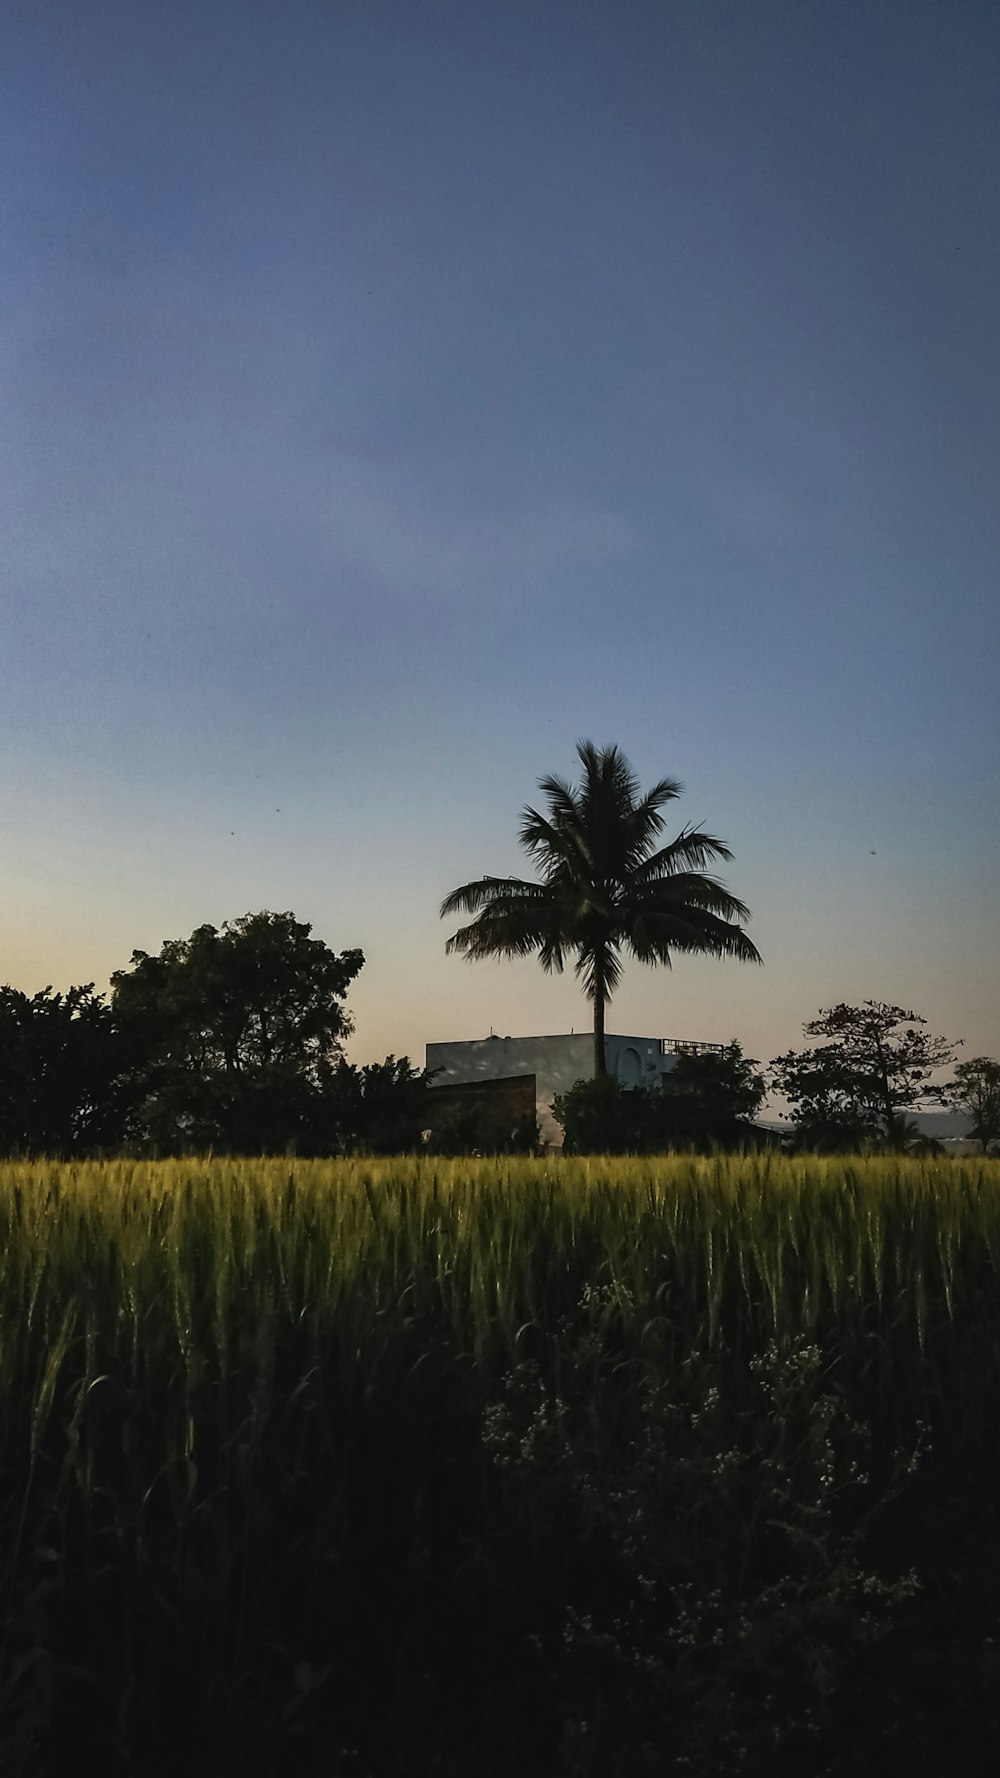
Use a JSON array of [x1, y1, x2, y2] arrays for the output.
[[421, 1073, 538, 1145], [425, 1032, 680, 1147]]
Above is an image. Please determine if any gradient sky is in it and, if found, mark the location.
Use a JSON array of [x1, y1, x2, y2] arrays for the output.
[[2, 0, 998, 1087]]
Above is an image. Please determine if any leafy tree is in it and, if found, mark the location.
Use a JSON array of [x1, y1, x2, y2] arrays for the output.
[[110, 911, 363, 1153], [771, 1002, 960, 1152], [553, 1043, 766, 1155], [551, 1075, 655, 1154], [441, 741, 760, 1078], [946, 1057, 1000, 1152], [0, 984, 135, 1156], [425, 1097, 539, 1156], [324, 1055, 438, 1155], [768, 1049, 879, 1152], [663, 1041, 766, 1148]]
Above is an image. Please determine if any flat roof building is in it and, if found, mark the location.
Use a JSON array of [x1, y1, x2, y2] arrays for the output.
[[425, 1031, 724, 1147]]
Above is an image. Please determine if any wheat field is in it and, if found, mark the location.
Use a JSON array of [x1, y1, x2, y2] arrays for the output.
[[3, 1151, 999, 1433], [3, 1152, 1000, 1777]]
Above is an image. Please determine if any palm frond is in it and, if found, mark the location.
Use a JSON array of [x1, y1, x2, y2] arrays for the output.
[[532, 774, 581, 830], [443, 877, 572, 972], [624, 779, 683, 862], [630, 872, 753, 925], [439, 876, 548, 920], [448, 917, 555, 964], [447, 906, 558, 962], [440, 742, 761, 1026], [626, 902, 762, 966], [578, 740, 640, 827], [538, 929, 567, 973], [575, 941, 624, 1003], [667, 915, 761, 963], [635, 776, 684, 811], [519, 802, 594, 878], [633, 827, 736, 882]]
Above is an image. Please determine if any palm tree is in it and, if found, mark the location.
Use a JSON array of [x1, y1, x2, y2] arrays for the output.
[[441, 741, 762, 1078]]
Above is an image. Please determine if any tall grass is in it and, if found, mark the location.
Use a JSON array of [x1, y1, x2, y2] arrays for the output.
[[2, 1152, 998, 1407], [2, 1153, 999, 1777]]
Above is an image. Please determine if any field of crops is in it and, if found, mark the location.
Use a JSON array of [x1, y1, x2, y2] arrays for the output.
[[2, 1153, 1000, 1777]]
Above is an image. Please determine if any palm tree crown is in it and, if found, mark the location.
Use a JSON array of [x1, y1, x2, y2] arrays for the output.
[[441, 741, 761, 1077]]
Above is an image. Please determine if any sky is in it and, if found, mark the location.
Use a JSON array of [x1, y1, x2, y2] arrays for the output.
[[2, 0, 998, 1087]]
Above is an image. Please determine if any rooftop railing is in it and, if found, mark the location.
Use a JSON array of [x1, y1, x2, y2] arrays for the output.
[[659, 1038, 727, 1056]]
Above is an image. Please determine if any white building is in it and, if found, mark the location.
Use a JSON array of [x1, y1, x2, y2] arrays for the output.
[[424, 1031, 724, 1147]]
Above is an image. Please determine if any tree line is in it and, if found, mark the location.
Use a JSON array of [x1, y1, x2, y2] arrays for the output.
[[440, 738, 994, 1153], [556, 1006, 998, 1154], [3, 741, 994, 1157], [0, 912, 427, 1158], [0, 911, 994, 1157]]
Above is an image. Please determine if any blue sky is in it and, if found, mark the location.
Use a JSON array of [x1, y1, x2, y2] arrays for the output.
[[2, 0, 998, 1080]]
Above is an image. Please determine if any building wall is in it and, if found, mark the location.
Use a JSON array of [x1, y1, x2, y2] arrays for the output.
[[425, 1032, 680, 1147], [421, 1073, 538, 1145]]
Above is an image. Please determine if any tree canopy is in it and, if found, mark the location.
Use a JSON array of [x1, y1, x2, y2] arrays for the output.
[[553, 1041, 766, 1154], [663, 1042, 767, 1147], [326, 1055, 437, 1155], [946, 1057, 1000, 1152], [770, 1002, 960, 1151], [442, 741, 761, 1076], [0, 984, 135, 1157], [111, 911, 364, 1152]]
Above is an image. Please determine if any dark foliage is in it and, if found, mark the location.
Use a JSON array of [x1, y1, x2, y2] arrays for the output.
[[947, 1057, 1000, 1152], [661, 1042, 766, 1147], [3, 1266, 999, 1776], [442, 741, 760, 1078], [553, 1045, 766, 1153], [322, 1055, 439, 1154], [110, 911, 364, 1153], [425, 1098, 540, 1156], [553, 1075, 658, 1154], [0, 985, 136, 1157], [771, 1003, 960, 1152]]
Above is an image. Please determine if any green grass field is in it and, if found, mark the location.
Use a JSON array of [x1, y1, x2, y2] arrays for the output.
[[6, 1151, 999, 1379], [2, 1153, 999, 1776]]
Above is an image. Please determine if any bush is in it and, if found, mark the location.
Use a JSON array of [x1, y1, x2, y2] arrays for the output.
[[552, 1076, 656, 1153], [553, 1049, 766, 1154], [425, 1100, 539, 1155], [7, 1153, 999, 1775]]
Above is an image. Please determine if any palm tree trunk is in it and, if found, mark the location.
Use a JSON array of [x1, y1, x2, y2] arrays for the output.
[[593, 979, 607, 1078]]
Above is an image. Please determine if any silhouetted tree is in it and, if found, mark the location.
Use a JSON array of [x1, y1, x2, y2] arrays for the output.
[[771, 1002, 960, 1151], [0, 984, 135, 1156], [946, 1057, 1000, 1152], [552, 1075, 655, 1153], [424, 1097, 539, 1156], [111, 911, 363, 1152], [553, 1042, 766, 1154], [442, 741, 760, 1078], [662, 1041, 766, 1148], [324, 1055, 438, 1154]]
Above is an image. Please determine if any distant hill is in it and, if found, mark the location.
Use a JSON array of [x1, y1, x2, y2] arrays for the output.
[[911, 1110, 973, 1140], [756, 1110, 981, 1148]]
